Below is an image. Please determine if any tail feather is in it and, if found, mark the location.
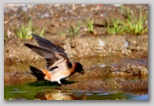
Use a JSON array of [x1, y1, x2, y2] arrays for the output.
[[30, 66, 45, 81]]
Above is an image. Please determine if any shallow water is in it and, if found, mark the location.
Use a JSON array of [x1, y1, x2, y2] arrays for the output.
[[4, 56, 148, 100], [4, 82, 148, 100]]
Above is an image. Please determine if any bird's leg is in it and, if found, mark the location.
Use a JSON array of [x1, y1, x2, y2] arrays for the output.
[[57, 80, 62, 85], [57, 80, 62, 88]]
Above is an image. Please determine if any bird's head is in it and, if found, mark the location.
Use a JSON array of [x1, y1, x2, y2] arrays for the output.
[[74, 62, 85, 75]]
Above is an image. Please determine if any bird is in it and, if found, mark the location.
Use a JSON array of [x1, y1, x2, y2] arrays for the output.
[[25, 34, 85, 85]]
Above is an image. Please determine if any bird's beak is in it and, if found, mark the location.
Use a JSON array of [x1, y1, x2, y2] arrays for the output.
[[80, 69, 85, 75]]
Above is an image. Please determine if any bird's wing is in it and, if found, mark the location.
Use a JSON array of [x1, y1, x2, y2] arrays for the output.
[[25, 44, 68, 70], [31, 34, 68, 59]]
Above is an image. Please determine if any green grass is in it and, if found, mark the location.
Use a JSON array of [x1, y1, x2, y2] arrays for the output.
[[68, 21, 81, 38], [124, 10, 148, 35], [15, 19, 45, 40], [87, 18, 94, 34], [106, 18, 125, 35], [106, 8, 148, 35]]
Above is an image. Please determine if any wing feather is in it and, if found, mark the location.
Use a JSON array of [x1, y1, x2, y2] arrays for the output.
[[25, 44, 68, 70], [32, 34, 68, 59]]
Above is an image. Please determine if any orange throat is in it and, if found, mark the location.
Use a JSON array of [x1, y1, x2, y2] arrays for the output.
[[70, 63, 77, 74], [42, 69, 51, 80]]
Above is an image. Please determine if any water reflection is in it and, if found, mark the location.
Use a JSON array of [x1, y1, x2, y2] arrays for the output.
[[4, 83, 148, 100], [34, 90, 86, 100], [34, 90, 148, 100]]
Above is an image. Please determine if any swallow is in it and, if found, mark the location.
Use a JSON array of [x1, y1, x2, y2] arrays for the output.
[[25, 34, 85, 85]]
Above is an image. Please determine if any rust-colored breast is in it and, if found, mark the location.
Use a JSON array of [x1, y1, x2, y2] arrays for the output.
[[42, 69, 51, 80]]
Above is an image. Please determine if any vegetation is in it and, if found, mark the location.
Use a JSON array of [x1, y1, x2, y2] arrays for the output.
[[14, 8, 147, 39], [68, 21, 81, 38], [60, 8, 147, 38], [123, 9, 148, 35], [106, 7, 148, 35], [87, 18, 94, 34], [15, 19, 45, 40], [106, 18, 125, 35]]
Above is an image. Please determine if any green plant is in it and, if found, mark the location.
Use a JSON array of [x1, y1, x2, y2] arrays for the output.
[[123, 10, 148, 35], [68, 21, 81, 38], [34, 28, 45, 37], [87, 18, 94, 34], [15, 19, 45, 40], [39, 29, 45, 37], [107, 18, 127, 35], [15, 19, 33, 40], [106, 8, 148, 35]]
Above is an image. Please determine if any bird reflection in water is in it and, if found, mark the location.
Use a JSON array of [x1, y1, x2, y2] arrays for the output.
[[34, 90, 86, 100]]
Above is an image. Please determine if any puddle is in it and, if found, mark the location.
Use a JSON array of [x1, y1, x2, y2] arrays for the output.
[[4, 56, 148, 100], [4, 82, 148, 100]]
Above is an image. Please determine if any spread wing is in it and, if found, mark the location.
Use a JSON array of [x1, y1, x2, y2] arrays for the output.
[[31, 34, 68, 59], [25, 44, 69, 70]]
